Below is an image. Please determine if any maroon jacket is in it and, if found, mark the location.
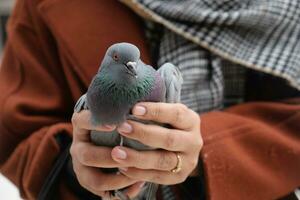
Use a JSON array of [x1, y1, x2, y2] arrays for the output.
[[0, 0, 299, 199]]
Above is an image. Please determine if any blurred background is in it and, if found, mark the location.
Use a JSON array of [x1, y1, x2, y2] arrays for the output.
[[0, 0, 22, 199]]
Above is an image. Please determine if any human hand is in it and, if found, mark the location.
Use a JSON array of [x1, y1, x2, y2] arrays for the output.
[[70, 110, 145, 199], [113, 102, 202, 185]]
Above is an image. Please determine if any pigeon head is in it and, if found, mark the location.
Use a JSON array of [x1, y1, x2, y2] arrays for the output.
[[99, 43, 140, 84]]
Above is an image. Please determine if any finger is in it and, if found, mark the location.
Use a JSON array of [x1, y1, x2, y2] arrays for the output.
[[100, 191, 114, 200], [72, 126, 90, 142], [111, 147, 178, 171], [119, 167, 186, 185], [72, 157, 137, 192], [124, 181, 146, 199], [72, 110, 116, 131], [132, 102, 200, 130], [117, 121, 192, 151], [70, 142, 120, 168]]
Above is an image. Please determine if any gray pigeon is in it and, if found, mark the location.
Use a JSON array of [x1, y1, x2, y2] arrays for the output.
[[74, 42, 183, 200]]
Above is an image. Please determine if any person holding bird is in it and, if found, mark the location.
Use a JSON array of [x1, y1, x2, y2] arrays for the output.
[[0, 1, 299, 200], [71, 42, 201, 199]]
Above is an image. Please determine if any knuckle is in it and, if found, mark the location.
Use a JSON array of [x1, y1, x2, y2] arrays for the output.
[[150, 104, 162, 119], [189, 158, 199, 170], [196, 113, 201, 123], [78, 145, 92, 165], [70, 144, 76, 157], [191, 110, 200, 124], [177, 103, 188, 113], [157, 152, 174, 170], [72, 161, 80, 176], [71, 113, 80, 126], [164, 131, 176, 150], [197, 137, 204, 149], [173, 104, 187, 124], [134, 151, 143, 166], [72, 143, 83, 160], [136, 124, 148, 142], [191, 135, 203, 151]]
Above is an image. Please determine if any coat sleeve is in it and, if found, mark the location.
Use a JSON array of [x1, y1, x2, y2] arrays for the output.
[[0, 1, 76, 199], [200, 99, 300, 200]]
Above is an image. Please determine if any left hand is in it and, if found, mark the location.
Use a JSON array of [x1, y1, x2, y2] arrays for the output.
[[111, 102, 203, 185]]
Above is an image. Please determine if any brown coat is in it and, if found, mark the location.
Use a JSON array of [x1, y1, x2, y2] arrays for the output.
[[0, 0, 299, 200]]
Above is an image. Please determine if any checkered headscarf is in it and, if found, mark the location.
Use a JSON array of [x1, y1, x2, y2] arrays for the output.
[[121, 0, 300, 114]]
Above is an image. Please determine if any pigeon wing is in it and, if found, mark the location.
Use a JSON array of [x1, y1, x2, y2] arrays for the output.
[[74, 94, 88, 112], [157, 63, 183, 103]]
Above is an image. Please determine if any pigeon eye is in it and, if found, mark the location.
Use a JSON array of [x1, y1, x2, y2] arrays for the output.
[[113, 53, 119, 61]]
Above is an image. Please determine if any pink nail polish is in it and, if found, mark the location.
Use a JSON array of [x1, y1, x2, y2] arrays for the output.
[[118, 122, 132, 133], [115, 148, 127, 159], [133, 105, 146, 116]]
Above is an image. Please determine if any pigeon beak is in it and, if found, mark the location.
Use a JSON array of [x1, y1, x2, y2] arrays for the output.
[[125, 61, 138, 78]]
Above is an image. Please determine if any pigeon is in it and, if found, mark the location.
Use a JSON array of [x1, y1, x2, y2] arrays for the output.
[[74, 42, 183, 200]]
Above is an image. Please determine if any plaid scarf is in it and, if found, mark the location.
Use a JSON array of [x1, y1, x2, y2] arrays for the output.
[[121, 0, 300, 114], [120, 0, 300, 199]]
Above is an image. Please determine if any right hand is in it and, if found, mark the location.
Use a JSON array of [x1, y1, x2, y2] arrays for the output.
[[70, 110, 145, 199]]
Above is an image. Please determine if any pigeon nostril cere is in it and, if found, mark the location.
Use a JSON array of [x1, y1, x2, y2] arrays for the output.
[[128, 65, 133, 71], [127, 61, 137, 69]]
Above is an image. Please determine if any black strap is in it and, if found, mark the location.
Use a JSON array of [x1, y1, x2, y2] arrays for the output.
[[38, 134, 71, 200]]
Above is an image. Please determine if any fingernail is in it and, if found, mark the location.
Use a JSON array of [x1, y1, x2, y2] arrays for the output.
[[118, 122, 132, 133], [115, 148, 127, 159], [137, 181, 145, 188], [119, 167, 128, 172], [133, 105, 146, 116]]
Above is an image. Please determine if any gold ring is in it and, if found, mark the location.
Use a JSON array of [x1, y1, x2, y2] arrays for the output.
[[171, 153, 182, 173]]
